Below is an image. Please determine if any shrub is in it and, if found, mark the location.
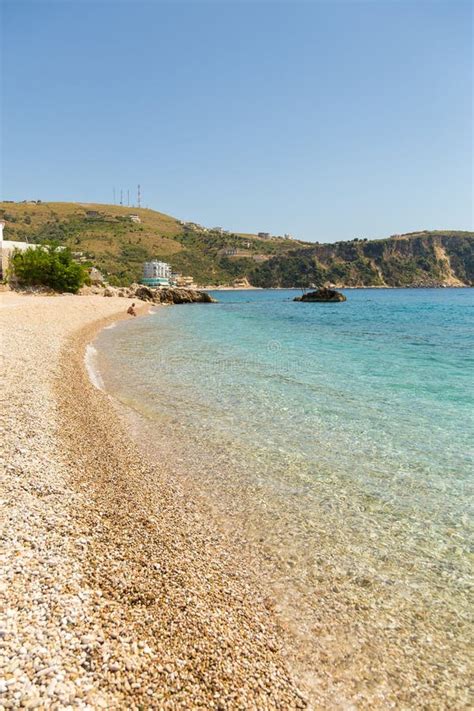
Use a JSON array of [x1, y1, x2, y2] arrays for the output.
[[10, 244, 88, 293]]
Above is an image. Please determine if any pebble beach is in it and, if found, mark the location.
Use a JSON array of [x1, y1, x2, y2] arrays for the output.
[[0, 293, 305, 710]]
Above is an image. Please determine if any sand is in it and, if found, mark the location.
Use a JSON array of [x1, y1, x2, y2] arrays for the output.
[[0, 292, 305, 709]]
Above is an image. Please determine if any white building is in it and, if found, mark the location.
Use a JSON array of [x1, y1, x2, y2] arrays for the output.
[[183, 222, 202, 232], [142, 260, 172, 287], [0, 221, 39, 279]]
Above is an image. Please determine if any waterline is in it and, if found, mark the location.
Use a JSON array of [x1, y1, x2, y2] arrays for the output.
[[93, 289, 473, 707]]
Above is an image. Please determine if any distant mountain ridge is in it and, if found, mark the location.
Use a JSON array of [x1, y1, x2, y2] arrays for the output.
[[1, 201, 472, 287]]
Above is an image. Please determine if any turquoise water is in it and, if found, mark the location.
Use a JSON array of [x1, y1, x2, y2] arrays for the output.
[[95, 289, 473, 706]]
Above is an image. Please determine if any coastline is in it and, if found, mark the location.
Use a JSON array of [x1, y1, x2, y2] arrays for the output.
[[202, 284, 472, 291], [1, 293, 304, 709], [91, 289, 473, 710]]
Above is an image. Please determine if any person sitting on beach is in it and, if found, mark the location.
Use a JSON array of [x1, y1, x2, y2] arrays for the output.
[[127, 302, 137, 317]]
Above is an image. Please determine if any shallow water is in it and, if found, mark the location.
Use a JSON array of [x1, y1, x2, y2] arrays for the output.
[[94, 289, 473, 707]]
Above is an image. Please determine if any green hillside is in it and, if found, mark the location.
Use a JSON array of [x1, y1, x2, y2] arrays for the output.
[[251, 232, 474, 287], [1, 201, 473, 287], [0, 201, 301, 286]]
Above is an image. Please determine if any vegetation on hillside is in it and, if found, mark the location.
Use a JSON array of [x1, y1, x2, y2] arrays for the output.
[[1, 202, 472, 287], [0, 201, 299, 286], [251, 233, 474, 287], [10, 245, 88, 293]]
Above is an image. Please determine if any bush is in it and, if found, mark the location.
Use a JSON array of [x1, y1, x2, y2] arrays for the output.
[[10, 245, 88, 293]]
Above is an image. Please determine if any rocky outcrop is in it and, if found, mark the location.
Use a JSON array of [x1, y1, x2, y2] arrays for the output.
[[130, 285, 155, 301], [101, 283, 217, 304], [154, 287, 216, 304], [251, 232, 474, 288], [294, 288, 346, 302]]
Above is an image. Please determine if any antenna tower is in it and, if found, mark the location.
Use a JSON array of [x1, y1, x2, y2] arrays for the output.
[[137, 184, 141, 209], [120, 189, 123, 206]]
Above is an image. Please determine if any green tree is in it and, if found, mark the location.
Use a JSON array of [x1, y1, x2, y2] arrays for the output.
[[10, 245, 88, 293]]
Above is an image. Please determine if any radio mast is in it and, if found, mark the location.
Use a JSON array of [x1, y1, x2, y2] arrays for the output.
[[137, 184, 141, 209]]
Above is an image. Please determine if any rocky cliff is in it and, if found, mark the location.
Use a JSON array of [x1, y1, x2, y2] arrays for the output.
[[250, 232, 474, 288]]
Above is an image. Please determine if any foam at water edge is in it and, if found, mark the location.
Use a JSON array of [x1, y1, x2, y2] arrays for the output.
[[104, 322, 117, 330], [85, 344, 105, 391]]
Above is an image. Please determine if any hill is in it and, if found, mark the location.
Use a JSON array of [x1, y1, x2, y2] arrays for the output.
[[1, 202, 472, 287], [251, 231, 474, 288], [0, 201, 301, 286]]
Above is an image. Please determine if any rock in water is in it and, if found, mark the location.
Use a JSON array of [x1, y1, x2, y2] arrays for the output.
[[294, 288, 346, 302]]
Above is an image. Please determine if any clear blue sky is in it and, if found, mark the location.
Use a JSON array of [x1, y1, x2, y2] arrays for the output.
[[1, 0, 472, 242]]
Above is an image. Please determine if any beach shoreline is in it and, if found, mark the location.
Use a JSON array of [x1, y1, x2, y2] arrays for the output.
[[91, 288, 472, 710], [1, 292, 304, 709]]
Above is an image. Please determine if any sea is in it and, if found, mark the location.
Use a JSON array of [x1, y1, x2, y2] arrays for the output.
[[92, 288, 473, 707]]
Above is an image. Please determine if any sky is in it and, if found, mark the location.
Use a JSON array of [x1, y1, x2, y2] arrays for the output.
[[1, 0, 472, 242]]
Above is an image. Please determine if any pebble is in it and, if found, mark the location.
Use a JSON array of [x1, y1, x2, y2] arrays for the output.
[[0, 295, 318, 710]]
